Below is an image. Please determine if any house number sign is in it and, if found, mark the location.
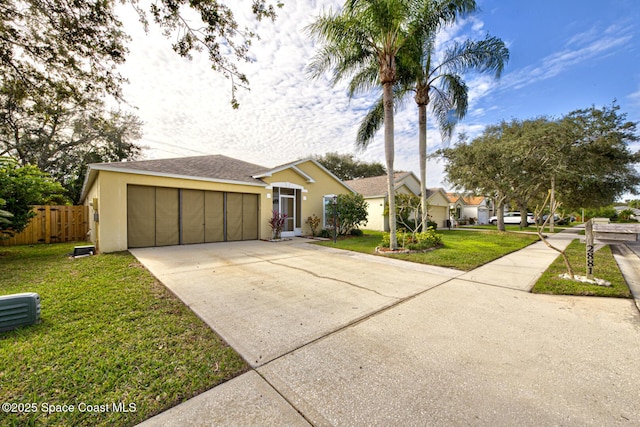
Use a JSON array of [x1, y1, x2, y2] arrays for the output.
[[585, 220, 594, 279]]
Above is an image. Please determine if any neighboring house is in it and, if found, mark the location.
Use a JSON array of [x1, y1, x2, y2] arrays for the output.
[[614, 205, 640, 220], [344, 172, 450, 231], [447, 193, 493, 224], [80, 155, 352, 253]]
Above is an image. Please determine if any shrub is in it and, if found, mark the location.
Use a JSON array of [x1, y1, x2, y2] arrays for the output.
[[380, 229, 442, 250], [350, 228, 363, 236], [618, 209, 636, 222], [335, 193, 368, 235], [427, 220, 438, 230], [268, 210, 287, 239], [584, 205, 618, 220], [306, 214, 321, 236], [319, 228, 332, 238]]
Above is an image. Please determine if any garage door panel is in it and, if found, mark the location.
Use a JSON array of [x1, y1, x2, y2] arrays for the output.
[[182, 189, 205, 244], [226, 193, 243, 241], [156, 187, 179, 246], [128, 185, 156, 248], [127, 186, 258, 248], [205, 191, 224, 243], [242, 194, 258, 240]]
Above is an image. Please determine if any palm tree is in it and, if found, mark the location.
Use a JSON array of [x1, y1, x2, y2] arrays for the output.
[[357, 14, 508, 230], [307, 0, 476, 249]]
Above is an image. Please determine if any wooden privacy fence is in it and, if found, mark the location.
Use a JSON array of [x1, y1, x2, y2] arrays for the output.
[[1, 205, 89, 246]]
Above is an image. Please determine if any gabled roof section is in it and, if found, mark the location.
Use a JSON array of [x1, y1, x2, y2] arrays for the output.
[[80, 155, 270, 201], [345, 172, 414, 198], [253, 158, 315, 183], [253, 158, 355, 192], [80, 155, 356, 201], [90, 155, 269, 184], [447, 192, 486, 206]]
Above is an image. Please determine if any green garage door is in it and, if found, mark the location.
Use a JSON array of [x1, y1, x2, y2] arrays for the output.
[[127, 185, 259, 248]]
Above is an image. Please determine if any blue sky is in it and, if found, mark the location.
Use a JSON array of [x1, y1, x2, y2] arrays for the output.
[[115, 0, 640, 195]]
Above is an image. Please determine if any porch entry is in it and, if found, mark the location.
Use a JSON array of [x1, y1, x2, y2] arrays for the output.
[[272, 185, 303, 237]]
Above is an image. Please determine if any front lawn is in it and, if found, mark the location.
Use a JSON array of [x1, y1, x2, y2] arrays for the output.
[[0, 243, 248, 426], [531, 240, 631, 297], [461, 224, 574, 232], [316, 230, 540, 271]]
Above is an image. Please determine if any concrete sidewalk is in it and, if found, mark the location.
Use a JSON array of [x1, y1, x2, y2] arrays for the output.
[[136, 230, 640, 426]]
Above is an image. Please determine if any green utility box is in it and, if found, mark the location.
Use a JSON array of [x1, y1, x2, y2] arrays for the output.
[[0, 292, 41, 332]]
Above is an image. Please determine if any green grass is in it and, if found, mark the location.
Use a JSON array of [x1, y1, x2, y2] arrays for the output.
[[531, 240, 631, 297], [462, 224, 574, 232], [0, 243, 248, 427], [317, 230, 540, 271]]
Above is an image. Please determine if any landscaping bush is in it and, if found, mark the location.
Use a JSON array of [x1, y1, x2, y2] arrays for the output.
[[319, 228, 332, 238], [306, 214, 321, 236], [350, 228, 364, 236], [381, 229, 442, 251], [584, 205, 618, 221], [336, 193, 368, 234]]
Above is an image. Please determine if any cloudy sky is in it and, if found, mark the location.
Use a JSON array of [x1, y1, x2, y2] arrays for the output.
[[113, 0, 640, 191]]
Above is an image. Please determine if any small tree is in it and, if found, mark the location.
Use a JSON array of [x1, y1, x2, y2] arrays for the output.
[[535, 191, 574, 279], [335, 193, 368, 235], [384, 193, 422, 233], [0, 198, 13, 230], [268, 210, 287, 240], [306, 214, 321, 237], [0, 158, 67, 236]]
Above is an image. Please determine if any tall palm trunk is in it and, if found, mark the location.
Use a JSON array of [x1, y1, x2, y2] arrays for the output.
[[416, 87, 429, 231], [383, 80, 397, 250]]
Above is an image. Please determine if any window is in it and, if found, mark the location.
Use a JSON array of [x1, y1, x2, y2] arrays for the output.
[[323, 195, 337, 229]]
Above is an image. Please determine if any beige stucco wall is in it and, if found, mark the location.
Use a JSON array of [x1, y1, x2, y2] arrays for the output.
[[84, 160, 351, 252], [84, 170, 266, 253], [427, 191, 451, 229], [262, 160, 352, 236], [364, 196, 387, 231]]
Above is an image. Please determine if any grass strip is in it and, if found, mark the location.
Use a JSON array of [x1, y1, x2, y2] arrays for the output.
[[531, 240, 631, 297], [0, 243, 248, 426], [316, 230, 539, 271]]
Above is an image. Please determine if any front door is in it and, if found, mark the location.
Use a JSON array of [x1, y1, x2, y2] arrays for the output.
[[273, 186, 302, 237]]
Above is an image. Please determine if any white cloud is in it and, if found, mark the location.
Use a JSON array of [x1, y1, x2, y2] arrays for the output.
[[502, 24, 633, 91], [111, 1, 638, 195]]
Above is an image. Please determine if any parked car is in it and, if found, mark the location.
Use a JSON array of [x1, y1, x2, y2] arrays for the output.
[[489, 212, 536, 225], [540, 214, 571, 225]]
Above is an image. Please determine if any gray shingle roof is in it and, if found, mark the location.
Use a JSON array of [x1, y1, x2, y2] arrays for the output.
[[344, 172, 412, 197], [93, 155, 270, 185]]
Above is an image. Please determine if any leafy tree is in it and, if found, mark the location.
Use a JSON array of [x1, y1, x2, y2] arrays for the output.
[[0, 157, 67, 236], [439, 129, 520, 231], [0, 198, 13, 229], [383, 193, 423, 232], [1, 0, 281, 108], [628, 199, 640, 209], [357, 21, 508, 230], [315, 152, 386, 181], [440, 103, 639, 230], [555, 103, 640, 209], [335, 193, 369, 235], [0, 78, 143, 202], [308, 0, 472, 249]]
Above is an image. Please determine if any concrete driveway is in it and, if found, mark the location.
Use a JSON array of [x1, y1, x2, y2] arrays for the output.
[[131, 239, 462, 367], [133, 237, 640, 426]]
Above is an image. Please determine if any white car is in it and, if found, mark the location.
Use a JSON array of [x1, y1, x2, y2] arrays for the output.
[[489, 212, 536, 225]]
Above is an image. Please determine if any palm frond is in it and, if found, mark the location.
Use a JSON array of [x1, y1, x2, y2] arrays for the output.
[[356, 96, 385, 150]]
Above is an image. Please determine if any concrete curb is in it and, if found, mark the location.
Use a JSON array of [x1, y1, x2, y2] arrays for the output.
[[610, 243, 640, 313]]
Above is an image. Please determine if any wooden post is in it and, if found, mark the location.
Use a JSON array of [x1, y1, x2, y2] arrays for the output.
[[585, 219, 594, 280]]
